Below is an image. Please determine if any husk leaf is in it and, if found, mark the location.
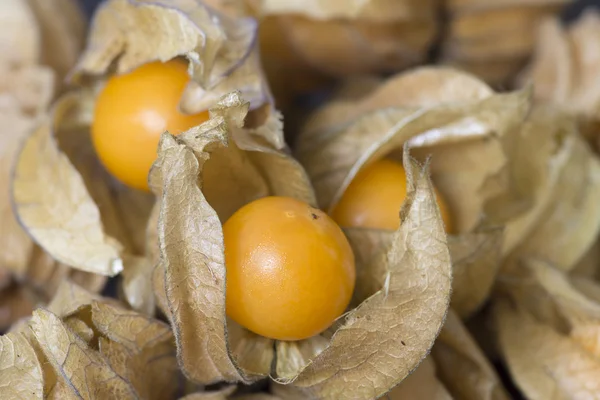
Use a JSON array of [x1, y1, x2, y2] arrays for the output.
[[12, 92, 125, 276], [282, 155, 452, 399], [297, 75, 530, 234], [47, 279, 102, 318], [74, 0, 268, 114], [0, 285, 36, 332], [30, 308, 138, 399], [432, 309, 509, 400], [0, 0, 40, 67], [91, 301, 180, 400], [0, 331, 44, 399], [385, 357, 452, 400], [178, 385, 236, 400]]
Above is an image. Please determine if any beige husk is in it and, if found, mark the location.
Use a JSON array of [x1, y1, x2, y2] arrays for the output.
[[250, 0, 438, 76], [149, 91, 452, 398], [441, 0, 570, 85]]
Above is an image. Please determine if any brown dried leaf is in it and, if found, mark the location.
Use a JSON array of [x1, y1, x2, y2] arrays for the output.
[[0, 0, 40, 67], [0, 285, 36, 332], [178, 386, 236, 400], [12, 93, 124, 276], [275, 335, 329, 379], [286, 156, 452, 399], [0, 331, 43, 399], [227, 321, 275, 377], [495, 298, 600, 399], [448, 228, 503, 318], [433, 309, 509, 400], [386, 358, 452, 400], [64, 317, 95, 344], [30, 309, 138, 399], [152, 261, 170, 319], [92, 301, 180, 400]]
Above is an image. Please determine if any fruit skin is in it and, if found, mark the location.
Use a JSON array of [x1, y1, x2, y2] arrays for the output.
[[224, 196, 356, 341], [331, 159, 453, 232], [92, 60, 209, 191]]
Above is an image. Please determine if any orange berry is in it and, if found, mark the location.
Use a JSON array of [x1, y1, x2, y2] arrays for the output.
[[92, 60, 209, 191], [331, 159, 453, 232], [224, 196, 355, 341]]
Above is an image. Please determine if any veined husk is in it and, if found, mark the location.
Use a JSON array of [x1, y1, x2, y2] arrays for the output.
[[150, 90, 452, 399], [0, 0, 99, 328], [441, 0, 571, 85], [248, 0, 438, 77], [0, 280, 182, 400], [72, 0, 270, 115], [297, 67, 530, 318], [519, 11, 600, 148], [494, 259, 600, 399], [11, 0, 278, 316]]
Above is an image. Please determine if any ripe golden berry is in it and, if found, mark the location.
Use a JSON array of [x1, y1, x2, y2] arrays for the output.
[[224, 196, 356, 341], [92, 60, 209, 191], [331, 159, 453, 232]]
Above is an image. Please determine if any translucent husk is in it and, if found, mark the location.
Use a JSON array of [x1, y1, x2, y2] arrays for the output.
[[441, 0, 571, 85], [149, 90, 452, 398]]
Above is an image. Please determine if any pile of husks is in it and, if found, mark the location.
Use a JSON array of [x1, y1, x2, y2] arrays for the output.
[[3, 0, 600, 399]]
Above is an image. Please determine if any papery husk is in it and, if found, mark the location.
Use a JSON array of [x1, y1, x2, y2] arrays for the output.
[[432, 309, 509, 400], [495, 259, 600, 398], [486, 106, 600, 272], [251, 1, 438, 76], [92, 301, 181, 400], [152, 92, 452, 399], [0, 330, 44, 399], [0, 285, 37, 332], [73, 0, 268, 114], [12, 92, 125, 276], [520, 11, 600, 148], [385, 357, 452, 400], [179, 386, 236, 400], [297, 67, 529, 234], [442, 0, 570, 85], [0, 0, 40, 67]]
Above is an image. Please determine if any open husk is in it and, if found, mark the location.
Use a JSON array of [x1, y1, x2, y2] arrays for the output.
[[297, 67, 528, 318], [441, 0, 571, 85], [150, 90, 452, 398]]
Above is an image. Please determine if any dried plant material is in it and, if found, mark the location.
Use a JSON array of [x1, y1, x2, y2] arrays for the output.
[[30, 309, 138, 399], [179, 386, 236, 400], [0, 285, 36, 332], [227, 321, 275, 377], [275, 335, 329, 379], [253, 0, 438, 77], [47, 279, 101, 318], [433, 310, 509, 400], [121, 255, 155, 315], [495, 298, 600, 399], [442, 1, 570, 84], [25, 0, 86, 83], [114, 189, 156, 256], [92, 301, 180, 400], [74, 0, 268, 114], [448, 229, 503, 318], [64, 317, 95, 344], [0, 0, 40, 67], [12, 93, 124, 276], [297, 76, 529, 234], [286, 157, 452, 399], [386, 358, 452, 400], [152, 262, 170, 318], [0, 331, 43, 399], [489, 107, 600, 271]]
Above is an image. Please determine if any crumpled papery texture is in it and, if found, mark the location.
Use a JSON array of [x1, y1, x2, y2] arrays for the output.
[[73, 0, 270, 114], [251, 0, 439, 77], [520, 11, 600, 148], [441, 0, 572, 85], [297, 67, 529, 318], [495, 260, 600, 399], [150, 90, 452, 399]]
